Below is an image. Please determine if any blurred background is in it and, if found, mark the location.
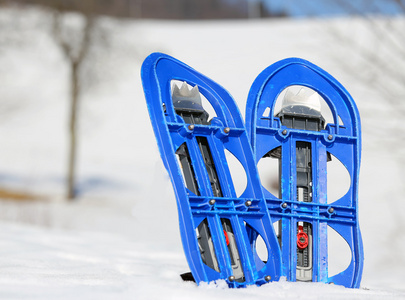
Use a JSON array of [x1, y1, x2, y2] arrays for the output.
[[0, 0, 404, 297]]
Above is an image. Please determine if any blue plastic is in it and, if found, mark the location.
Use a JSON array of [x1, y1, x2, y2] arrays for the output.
[[141, 53, 281, 287], [245, 58, 364, 288]]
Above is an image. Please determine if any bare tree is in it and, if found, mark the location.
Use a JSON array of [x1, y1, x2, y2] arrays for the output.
[[51, 1, 96, 199], [324, 0, 405, 148]]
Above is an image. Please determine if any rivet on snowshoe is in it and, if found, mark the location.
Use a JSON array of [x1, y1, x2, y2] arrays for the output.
[[282, 129, 288, 135], [328, 134, 333, 140], [228, 275, 235, 282], [215, 127, 230, 139], [188, 124, 195, 131], [245, 200, 252, 207], [264, 275, 271, 282], [281, 202, 288, 209], [209, 199, 216, 205], [328, 207, 334, 214]]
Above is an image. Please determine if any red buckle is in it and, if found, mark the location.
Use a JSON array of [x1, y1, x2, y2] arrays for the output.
[[297, 225, 309, 249]]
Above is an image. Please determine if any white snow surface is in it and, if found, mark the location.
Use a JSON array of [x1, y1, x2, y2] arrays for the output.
[[0, 6, 405, 299]]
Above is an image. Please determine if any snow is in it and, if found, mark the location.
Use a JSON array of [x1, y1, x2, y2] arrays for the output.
[[0, 223, 400, 300], [0, 5, 405, 299]]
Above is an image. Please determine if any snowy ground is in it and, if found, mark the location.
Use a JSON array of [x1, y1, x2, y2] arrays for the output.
[[0, 5, 405, 299]]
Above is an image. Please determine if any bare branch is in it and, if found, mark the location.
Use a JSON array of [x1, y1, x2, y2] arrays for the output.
[[51, 9, 71, 60], [75, 15, 95, 65]]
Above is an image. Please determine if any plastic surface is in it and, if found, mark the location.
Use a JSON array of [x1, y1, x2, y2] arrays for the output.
[[245, 58, 364, 288], [141, 53, 281, 287]]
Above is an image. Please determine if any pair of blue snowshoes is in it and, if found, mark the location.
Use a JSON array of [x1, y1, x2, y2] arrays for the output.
[[141, 53, 363, 288]]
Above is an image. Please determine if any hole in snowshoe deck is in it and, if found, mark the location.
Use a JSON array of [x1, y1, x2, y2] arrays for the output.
[[224, 149, 247, 197], [176, 143, 199, 195], [245, 222, 269, 271], [327, 153, 351, 204], [273, 220, 282, 248], [258, 146, 281, 199], [196, 218, 220, 272], [338, 115, 344, 127], [262, 106, 271, 118], [255, 234, 269, 262], [327, 225, 352, 278]]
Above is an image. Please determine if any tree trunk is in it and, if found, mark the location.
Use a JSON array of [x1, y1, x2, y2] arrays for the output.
[[67, 62, 79, 200]]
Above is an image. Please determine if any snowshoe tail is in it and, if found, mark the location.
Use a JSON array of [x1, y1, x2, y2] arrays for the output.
[[245, 58, 364, 288]]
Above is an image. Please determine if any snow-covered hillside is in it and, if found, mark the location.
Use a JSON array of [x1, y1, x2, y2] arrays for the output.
[[0, 5, 404, 299]]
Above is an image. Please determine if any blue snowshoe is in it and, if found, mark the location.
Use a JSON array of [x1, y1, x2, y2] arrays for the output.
[[245, 58, 364, 288], [141, 53, 281, 287]]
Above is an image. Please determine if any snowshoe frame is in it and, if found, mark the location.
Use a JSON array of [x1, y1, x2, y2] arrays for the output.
[[245, 58, 364, 288], [141, 53, 281, 287]]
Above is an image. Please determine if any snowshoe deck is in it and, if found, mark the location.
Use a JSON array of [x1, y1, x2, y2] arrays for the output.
[[141, 53, 281, 287], [245, 58, 364, 288]]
